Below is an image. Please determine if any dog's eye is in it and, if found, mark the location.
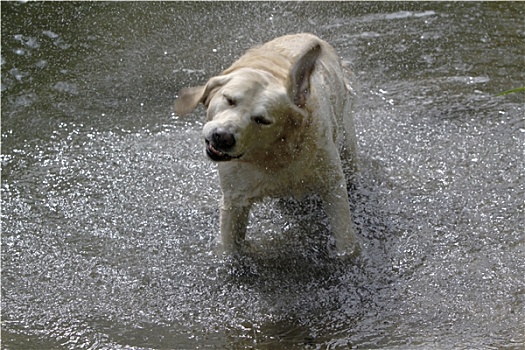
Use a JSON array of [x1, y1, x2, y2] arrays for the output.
[[253, 116, 272, 125], [224, 95, 236, 106]]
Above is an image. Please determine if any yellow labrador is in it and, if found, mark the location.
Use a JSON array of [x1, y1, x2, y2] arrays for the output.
[[175, 33, 360, 257]]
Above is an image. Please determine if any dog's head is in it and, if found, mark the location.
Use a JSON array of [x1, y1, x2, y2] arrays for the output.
[[174, 44, 321, 165]]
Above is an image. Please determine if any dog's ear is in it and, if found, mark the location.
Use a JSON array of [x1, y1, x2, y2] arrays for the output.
[[174, 75, 230, 116], [174, 85, 206, 116], [289, 43, 321, 108]]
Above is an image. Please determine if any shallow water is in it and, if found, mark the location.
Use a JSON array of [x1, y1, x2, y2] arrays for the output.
[[1, 2, 524, 349]]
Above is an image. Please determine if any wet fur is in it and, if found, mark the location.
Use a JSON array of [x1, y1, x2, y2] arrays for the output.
[[174, 33, 361, 257]]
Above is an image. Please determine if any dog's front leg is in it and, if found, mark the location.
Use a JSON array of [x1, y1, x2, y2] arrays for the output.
[[322, 181, 361, 258], [219, 197, 251, 250]]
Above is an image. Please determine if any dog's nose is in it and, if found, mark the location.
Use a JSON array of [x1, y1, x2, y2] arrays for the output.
[[211, 128, 236, 150]]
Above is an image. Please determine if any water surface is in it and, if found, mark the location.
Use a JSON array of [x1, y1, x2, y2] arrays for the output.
[[2, 2, 524, 349]]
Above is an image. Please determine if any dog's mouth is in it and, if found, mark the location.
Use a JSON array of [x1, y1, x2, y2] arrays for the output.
[[205, 140, 242, 162]]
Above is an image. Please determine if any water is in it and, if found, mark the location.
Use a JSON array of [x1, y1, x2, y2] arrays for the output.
[[2, 2, 524, 349]]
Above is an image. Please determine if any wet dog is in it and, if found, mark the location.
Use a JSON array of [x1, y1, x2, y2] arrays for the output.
[[175, 33, 360, 257]]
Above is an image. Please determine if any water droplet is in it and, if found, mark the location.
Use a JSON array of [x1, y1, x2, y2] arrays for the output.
[[43, 30, 59, 39]]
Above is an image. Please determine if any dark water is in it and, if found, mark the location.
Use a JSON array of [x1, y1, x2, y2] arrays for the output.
[[2, 2, 524, 349]]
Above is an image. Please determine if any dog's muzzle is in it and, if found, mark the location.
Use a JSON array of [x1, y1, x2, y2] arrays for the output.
[[205, 128, 241, 162]]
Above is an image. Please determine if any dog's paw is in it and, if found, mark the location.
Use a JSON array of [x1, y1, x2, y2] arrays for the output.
[[335, 237, 363, 261]]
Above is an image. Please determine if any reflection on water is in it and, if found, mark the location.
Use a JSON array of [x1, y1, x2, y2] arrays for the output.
[[2, 2, 524, 349]]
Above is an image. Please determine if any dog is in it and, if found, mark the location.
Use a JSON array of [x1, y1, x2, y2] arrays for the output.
[[174, 33, 361, 258]]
